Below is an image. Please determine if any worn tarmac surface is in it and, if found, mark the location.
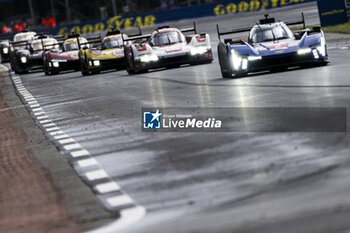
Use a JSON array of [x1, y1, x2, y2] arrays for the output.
[[13, 2, 350, 233]]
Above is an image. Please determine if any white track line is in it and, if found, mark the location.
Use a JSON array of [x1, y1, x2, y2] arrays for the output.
[[54, 134, 70, 140], [43, 123, 56, 127], [71, 149, 90, 158], [86, 206, 146, 233], [107, 195, 133, 207], [49, 130, 64, 136], [77, 158, 98, 168], [86, 170, 108, 181], [9, 70, 146, 232], [59, 138, 75, 144], [95, 182, 120, 194], [64, 143, 81, 150]]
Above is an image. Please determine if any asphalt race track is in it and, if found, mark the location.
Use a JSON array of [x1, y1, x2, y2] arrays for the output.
[[14, 2, 350, 233]]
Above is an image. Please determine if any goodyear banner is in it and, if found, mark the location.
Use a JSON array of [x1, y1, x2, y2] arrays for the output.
[[0, 0, 315, 39], [317, 0, 348, 26], [55, 0, 315, 36]]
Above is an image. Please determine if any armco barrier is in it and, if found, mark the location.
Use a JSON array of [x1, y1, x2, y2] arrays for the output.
[[1, 0, 315, 39]]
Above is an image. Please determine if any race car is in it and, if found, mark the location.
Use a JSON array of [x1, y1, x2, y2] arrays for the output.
[[43, 36, 88, 75], [123, 22, 213, 74], [79, 30, 128, 76], [9, 31, 37, 70], [217, 13, 328, 78], [0, 40, 10, 63], [10, 35, 58, 74]]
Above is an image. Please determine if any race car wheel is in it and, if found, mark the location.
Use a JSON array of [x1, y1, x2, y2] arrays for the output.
[[81, 69, 89, 76], [218, 43, 233, 78], [126, 48, 136, 75], [44, 57, 51, 75], [220, 65, 233, 78], [79, 52, 90, 76]]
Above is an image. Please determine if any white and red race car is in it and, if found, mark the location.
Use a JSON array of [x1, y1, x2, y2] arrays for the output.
[[123, 23, 213, 74]]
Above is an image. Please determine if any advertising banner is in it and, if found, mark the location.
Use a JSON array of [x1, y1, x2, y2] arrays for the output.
[[56, 0, 316, 36], [317, 0, 348, 26]]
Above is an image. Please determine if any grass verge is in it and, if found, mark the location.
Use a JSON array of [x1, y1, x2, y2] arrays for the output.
[[292, 21, 350, 34]]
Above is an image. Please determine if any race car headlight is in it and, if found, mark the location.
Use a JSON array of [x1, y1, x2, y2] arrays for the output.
[[139, 54, 159, 63], [317, 37, 326, 57], [190, 46, 207, 56], [312, 49, 319, 59], [3, 47, 8, 54], [297, 48, 312, 55], [230, 50, 242, 71], [52, 61, 59, 67], [20, 56, 27, 63], [248, 56, 262, 61], [241, 58, 248, 70], [93, 60, 100, 66]]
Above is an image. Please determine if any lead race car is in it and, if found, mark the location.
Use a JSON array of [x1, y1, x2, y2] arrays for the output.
[[217, 13, 328, 78], [123, 22, 213, 74]]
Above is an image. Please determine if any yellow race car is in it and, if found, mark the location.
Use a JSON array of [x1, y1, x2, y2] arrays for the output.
[[79, 30, 127, 76]]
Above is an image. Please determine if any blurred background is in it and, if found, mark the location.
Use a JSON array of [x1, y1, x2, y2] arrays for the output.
[[0, 0, 219, 33]]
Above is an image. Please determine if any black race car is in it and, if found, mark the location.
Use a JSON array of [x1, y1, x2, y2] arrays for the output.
[[0, 40, 10, 63], [10, 35, 58, 74]]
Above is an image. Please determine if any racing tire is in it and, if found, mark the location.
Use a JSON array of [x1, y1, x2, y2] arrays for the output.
[[318, 61, 329, 66], [166, 64, 181, 69], [232, 72, 246, 78], [218, 43, 233, 79], [125, 48, 136, 75], [44, 57, 51, 75], [79, 52, 90, 76], [135, 69, 148, 74], [81, 70, 90, 76]]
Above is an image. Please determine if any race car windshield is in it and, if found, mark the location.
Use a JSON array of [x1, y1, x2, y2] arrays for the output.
[[251, 25, 293, 43], [31, 39, 58, 52], [64, 43, 79, 51], [151, 31, 183, 46], [103, 38, 122, 49], [14, 33, 36, 42]]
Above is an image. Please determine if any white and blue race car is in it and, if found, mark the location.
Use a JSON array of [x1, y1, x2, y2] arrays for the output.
[[217, 13, 328, 78]]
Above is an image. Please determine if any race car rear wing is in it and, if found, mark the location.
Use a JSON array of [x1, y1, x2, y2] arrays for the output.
[[122, 34, 151, 44], [122, 22, 198, 45], [67, 33, 102, 49], [82, 36, 102, 49], [10, 40, 30, 46], [217, 12, 306, 41], [180, 22, 197, 34], [216, 25, 251, 41], [285, 12, 305, 29]]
